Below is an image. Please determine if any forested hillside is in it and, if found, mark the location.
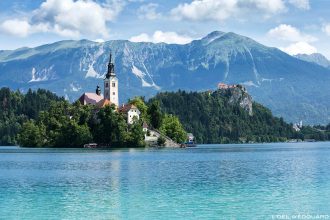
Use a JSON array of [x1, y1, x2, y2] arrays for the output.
[[151, 89, 297, 144], [0, 88, 63, 145], [1, 87, 329, 146]]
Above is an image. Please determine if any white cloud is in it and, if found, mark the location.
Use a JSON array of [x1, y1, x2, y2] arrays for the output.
[[0, 0, 126, 38], [0, 19, 48, 37], [138, 3, 162, 20], [171, 0, 237, 22], [267, 24, 317, 42], [281, 41, 317, 55], [129, 31, 193, 44], [130, 33, 150, 42], [288, 0, 310, 10], [322, 24, 330, 36], [250, 0, 286, 14], [0, 19, 33, 37], [170, 0, 287, 22]]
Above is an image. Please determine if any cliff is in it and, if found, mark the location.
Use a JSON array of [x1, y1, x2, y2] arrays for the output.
[[218, 85, 253, 116]]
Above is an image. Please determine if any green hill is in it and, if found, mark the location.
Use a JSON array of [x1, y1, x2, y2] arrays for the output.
[[150, 87, 297, 144]]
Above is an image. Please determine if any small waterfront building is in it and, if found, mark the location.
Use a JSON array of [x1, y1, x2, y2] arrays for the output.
[[119, 104, 141, 124], [187, 133, 194, 143]]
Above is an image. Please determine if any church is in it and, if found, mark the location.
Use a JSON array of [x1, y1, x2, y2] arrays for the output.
[[78, 52, 140, 124]]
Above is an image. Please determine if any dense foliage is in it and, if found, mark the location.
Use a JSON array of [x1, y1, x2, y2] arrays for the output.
[[299, 125, 330, 141], [150, 90, 299, 144], [159, 114, 187, 143], [0, 88, 63, 145], [18, 101, 146, 148], [2, 87, 329, 147], [1, 88, 186, 147]]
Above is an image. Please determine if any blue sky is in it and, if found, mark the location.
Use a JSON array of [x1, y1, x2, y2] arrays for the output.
[[1, 0, 330, 58]]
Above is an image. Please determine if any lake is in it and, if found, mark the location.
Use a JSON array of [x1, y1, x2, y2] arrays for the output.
[[0, 142, 330, 220]]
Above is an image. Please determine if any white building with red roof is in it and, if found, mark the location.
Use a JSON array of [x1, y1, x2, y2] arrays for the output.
[[119, 104, 141, 124]]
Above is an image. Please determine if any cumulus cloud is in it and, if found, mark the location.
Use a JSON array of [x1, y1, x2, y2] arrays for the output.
[[171, 0, 237, 22], [129, 31, 193, 44], [170, 0, 288, 22], [268, 24, 317, 55], [288, 0, 310, 10], [0, 19, 49, 37], [267, 24, 317, 42], [281, 41, 317, 55], [322, 24, 330, 36], [249, 0, 286, 14], [0, 0, 125, 38], [170, 0, 313, 22], [138, 3, 162, 20], [0, 19, 34, 37]]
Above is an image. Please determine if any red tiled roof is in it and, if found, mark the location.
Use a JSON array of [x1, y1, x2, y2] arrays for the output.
[[118, 104, 138, 113], [79, 93, 104, 105], [96, 99, 112, 108]]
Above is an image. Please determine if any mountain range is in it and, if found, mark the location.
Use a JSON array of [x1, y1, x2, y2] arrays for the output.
[[1, 31, 330, 124], [295, 53, 330, 69]]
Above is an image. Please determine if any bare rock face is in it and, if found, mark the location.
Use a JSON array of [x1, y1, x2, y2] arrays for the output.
[[220, 85, 253, 116], [237, 94, 253, 116]]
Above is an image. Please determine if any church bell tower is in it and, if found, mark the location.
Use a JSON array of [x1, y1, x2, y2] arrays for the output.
[[104, 52, 119, 106]]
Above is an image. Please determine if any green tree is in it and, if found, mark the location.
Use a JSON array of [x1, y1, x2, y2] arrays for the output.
[[54, 121, 92, 148], [160, 114, 187, 143], [17, 120, 46, 147], [127, 121, 145, 148], [94, 105, 129, 147], [148, 100, 163, 129]]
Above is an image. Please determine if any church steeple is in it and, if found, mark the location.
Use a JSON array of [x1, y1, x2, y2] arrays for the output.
[[106, 52, 115, 78], [104, 51, 119, 106]]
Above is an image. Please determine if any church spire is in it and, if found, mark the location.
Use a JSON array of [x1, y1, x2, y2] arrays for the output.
[[104, 50, 119, 106], [106, 51, 115, 78]]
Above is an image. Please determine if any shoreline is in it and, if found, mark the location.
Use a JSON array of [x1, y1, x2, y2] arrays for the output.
[[1, 140, 329, 149]]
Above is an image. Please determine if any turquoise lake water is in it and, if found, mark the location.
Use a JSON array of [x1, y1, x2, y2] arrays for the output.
[[0, 142, 330, 220]]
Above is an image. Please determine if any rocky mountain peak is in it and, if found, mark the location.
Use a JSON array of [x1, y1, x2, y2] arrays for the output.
[[295, 53, 330, 68]]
